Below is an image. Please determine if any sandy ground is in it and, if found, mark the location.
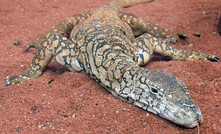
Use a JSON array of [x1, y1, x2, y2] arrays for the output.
[[0, 0, 221, 133]]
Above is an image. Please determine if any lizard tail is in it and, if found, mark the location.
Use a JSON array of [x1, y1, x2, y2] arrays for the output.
[[113, 0, 154, 8]]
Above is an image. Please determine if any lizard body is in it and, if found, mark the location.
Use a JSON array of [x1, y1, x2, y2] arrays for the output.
[[4, 0, 219, 128]]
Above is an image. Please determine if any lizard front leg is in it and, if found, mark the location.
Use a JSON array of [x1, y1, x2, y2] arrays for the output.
[[119, 11, 188, 43], [24, 12, 90, 51], [4, 33, 83, 87], [135, 33, 219, 62]]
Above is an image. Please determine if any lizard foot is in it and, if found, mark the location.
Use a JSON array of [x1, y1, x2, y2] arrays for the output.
[[206, 55, 219, 62], [3, 75, 31, 87]]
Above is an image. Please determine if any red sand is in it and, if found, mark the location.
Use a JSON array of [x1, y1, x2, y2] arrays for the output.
[[0, 0, 220, 133]]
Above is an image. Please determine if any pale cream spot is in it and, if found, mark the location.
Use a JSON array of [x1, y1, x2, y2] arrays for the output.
[[112, 81, 120, 89], [162, 43, 167, 50], [43, 42, 48, 47], [61, 42, 66, 47], [114, 70, 121, 80], [62, 37, 67, 40], [95, 56, 102, 67]]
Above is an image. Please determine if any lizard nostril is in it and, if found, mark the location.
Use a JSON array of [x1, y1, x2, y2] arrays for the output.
[[151, 87, 158, 93]]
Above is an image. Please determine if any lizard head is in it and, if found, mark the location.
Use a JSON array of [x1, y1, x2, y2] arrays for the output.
[[130, 69, 203, 128]]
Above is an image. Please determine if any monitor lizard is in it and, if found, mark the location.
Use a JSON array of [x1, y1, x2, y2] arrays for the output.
[[3, 0, 219, 128]]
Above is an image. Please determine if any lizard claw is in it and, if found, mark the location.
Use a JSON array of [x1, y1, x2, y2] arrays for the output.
[[24, 44, 30, 51], [213, 57, 219, 62]]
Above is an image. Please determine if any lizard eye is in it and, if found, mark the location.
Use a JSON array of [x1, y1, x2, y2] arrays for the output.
[[151, 87, 158, 94]]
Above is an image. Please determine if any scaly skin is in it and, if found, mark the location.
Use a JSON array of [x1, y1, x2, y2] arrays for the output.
[[4, 0, 219, 128]]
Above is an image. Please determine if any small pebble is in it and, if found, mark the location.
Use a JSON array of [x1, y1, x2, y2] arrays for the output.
[[72, 113, 76, 118], [49, 126, 55, 129]]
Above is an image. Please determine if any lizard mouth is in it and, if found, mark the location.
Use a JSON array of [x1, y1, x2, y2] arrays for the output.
[[158, 106, 203, 128], [159, 114, 203, 128], [134, 100, 203, 128]]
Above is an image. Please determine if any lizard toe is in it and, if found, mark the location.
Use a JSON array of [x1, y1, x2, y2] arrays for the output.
[[207, 56, 219, 62], [3, 81, 11, 87], [24, 43, 33, 51], [213, 56, 219, 62], [177, 32, 189, 38], [24, 41, 41, 51]]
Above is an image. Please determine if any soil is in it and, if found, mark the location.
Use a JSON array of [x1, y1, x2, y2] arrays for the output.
[[0, 0, 221, 133]]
